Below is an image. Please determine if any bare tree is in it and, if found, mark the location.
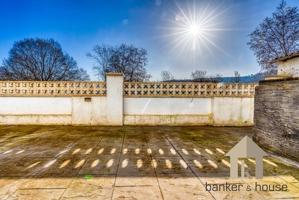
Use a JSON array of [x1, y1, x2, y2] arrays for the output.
[[248, 0, 299, 69], [161, 70, 174, 81], [88, 44, 151, 81], [0, 38, 89, 81], [234, 71, 241, 83], [191, 70, 207, 81]]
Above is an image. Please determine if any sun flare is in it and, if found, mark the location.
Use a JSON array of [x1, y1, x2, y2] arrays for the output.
[[164, 2, 229, 54]]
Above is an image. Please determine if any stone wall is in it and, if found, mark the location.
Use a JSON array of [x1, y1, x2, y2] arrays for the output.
[[254, 78, 299, 162]]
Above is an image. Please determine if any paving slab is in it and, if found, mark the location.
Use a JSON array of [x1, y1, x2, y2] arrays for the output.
[[0, 126, 298, 200], [61, 178, 114, 200], [11, 188, 65, 200], [112, 185, 163, 200]]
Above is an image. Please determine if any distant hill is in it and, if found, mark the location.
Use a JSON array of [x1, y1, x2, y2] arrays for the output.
[[163, 70, 276, 83], [220, 74, 263, 83], [220, 70, 276, 83]]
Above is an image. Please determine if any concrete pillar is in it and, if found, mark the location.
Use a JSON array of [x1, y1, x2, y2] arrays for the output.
[[106, 73, 124, 125]]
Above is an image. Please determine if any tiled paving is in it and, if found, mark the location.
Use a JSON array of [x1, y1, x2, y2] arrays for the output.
[[0, 126, 298, 199]]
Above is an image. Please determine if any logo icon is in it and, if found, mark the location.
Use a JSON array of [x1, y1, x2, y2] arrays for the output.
[[226, 136, 267, 179]]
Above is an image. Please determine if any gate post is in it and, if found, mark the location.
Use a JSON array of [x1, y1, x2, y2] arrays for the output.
[[106, 73, 124, 125]]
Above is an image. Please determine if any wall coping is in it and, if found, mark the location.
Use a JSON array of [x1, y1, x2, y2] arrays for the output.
[[259, 77, 299, 84], [106, 73, 123, 76]]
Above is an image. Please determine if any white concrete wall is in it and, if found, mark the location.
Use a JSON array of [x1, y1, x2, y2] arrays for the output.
[[124, 97, 254, 126], [0, 97, 108, 125], [0, 97, 72, 115], [0, 97, 72, 125], [0, 96, 254, 126], [212, 97, 254, 126], [124, 98, 212, 125], [124, 98, 211, 115], [71, 97, 107, 125], [0, 74, 255, 126]]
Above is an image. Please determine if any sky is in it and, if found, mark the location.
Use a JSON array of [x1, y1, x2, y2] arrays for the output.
[[0, 0, 298, 80]]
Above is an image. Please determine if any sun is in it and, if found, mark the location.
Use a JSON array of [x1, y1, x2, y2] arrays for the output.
[[163, 2, 229, 54], [188, 23, 201, 38]]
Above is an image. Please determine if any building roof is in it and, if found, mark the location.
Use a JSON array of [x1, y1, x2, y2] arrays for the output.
[[271, 51, 299, 63], [226, 136, 267, 158]]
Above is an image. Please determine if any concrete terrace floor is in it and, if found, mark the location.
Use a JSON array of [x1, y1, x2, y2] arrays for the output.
[[0, 126, 298, 200]]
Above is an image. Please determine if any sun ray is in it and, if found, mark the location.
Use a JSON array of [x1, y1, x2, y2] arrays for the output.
[[162, 1, 231, 56]]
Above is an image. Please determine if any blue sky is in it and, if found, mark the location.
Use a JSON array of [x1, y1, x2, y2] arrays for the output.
[[0, 0, 298, 80]]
